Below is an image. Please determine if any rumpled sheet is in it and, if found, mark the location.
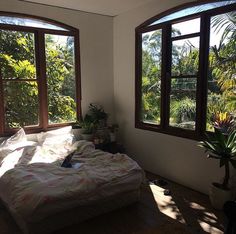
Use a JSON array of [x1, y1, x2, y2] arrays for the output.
[[0, 140, 144, 223]]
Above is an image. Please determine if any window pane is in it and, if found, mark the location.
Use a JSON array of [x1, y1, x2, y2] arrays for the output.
[[172, 37, 199, 76], [141, 30, 162, 125], [45, 34, 77, 124], [169, 78, 197, 130], [0, 16, 68, 31], [172, 18, 200, 37], [206, 11, 236, 131], [4, 81, 39, 128], [151, 1, 236, 25], [0, 30, 36, 80]]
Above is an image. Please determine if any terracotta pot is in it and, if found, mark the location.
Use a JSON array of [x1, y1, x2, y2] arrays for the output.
[[209, 183, 232, 210]]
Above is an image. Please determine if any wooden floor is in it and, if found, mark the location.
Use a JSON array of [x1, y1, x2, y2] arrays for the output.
[[0, 172, 225, 234]]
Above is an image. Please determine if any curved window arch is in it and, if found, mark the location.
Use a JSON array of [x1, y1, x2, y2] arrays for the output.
[[135, 1, 236, 139], [0, 12, 81, 135]]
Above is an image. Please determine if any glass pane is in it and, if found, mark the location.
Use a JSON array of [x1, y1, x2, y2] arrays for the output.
[[0, 16, 68, 31], [45, 34, 77, 124], [172, 18, 200, 37], [169, 78, 197, 130], [4, 81, 39, 128], [206, 11, 236, 132], [141, 29, 162, 125], [0, 30, 36, 79], [151, 1, 236, 25], [172, 37, 199, 76]]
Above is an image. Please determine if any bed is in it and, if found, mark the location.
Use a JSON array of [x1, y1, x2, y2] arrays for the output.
[[0, 128, 144, 234]]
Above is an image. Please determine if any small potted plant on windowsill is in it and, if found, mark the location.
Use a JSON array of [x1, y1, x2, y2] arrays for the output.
[[199, 112, 236, 210]]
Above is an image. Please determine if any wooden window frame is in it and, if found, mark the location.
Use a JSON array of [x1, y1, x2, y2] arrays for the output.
[[0, 12, 81, 136], [135, 1, 236, 140]]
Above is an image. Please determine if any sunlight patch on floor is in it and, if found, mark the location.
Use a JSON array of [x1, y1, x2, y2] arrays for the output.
[[198, 220, 223, 234], [149, 184, 186, 224]]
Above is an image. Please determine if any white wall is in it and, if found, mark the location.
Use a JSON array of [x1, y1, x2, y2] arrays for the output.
[[113, 0, 225, 195], [0, 0, 228, 195], [0, 0, 114, 120]]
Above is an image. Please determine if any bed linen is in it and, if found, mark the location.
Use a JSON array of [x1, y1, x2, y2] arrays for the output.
[[0, 140, 144, 233]]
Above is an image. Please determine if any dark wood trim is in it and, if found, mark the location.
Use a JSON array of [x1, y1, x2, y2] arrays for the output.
[[135, 31, 142, 128], [135, 1, 236, 140], [136, 121, 200, 141], [0, 12, 81, 136], [0, 70, 4, 136], [0, 11, 77, 32], [0, 24, 75, 36], [197, 14, 210, 137], [137, 1, 236, 30], [170, 75, 198, 79], [161, 24, 171, 129], [0, 24, 37, 33], [37, 31, 48, 131], [171, 32, 200, 41], [74, 31, 82, 121]]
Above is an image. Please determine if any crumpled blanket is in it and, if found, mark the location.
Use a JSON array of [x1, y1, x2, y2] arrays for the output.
[[0, 140, 144, 222]]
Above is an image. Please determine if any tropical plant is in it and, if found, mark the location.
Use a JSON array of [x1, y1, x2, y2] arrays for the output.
[[199, 128, 236, 190], [211, 111, 235, 134], [170, 97, 196, 124]]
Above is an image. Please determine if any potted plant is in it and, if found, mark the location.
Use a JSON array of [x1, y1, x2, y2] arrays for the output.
[[71, 121, 83, 140], [87, 103, 108, 128], [79, 115, 95, 141], [199, 124, 236, 209]]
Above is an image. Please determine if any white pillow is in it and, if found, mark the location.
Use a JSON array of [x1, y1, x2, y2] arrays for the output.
[[37, 126, 73, 144], [0, 128, 26, 150], [0, 129, 38, 160]]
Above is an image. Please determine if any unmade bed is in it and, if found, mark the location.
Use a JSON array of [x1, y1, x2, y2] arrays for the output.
[[0, 128, 144, 234]]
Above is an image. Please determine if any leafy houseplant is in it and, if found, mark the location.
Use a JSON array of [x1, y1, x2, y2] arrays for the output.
[[199, 114, 236, 209], [80, 115, 95, 134], [87, 103, 108, 128], [199, 128, 236, 190]]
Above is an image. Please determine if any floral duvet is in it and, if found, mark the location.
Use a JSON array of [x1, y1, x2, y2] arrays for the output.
[[0, 141, 144, 226]]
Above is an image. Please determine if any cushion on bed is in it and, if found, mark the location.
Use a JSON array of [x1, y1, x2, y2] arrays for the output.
[[0, 129, 37, 160], [37, 126, 73, 145]]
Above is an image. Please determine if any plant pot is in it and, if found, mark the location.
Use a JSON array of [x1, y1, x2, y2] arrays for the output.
[[72, 128, 83, 140], [209, 183, 232, 210], [81, 133, 93, 141]]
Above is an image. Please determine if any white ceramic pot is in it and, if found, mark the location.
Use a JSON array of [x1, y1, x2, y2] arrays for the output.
[[209, 183, 232, 210]]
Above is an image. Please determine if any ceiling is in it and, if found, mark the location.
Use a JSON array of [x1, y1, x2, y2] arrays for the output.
[[21, 0, 154, 16]]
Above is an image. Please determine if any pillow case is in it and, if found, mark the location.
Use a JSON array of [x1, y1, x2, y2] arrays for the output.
[[0, 129, 37, 160], [37, 126, 73, 145]]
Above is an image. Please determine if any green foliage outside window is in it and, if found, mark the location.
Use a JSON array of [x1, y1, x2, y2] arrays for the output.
[[0, 30, 77, 128], [141, 11, 236, 131]]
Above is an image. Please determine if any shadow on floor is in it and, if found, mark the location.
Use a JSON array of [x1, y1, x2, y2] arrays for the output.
[[0, 178, 224, 234]]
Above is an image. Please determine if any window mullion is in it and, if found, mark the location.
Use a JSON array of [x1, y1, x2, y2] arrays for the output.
[[35, 31, 48, 130], [0, 72, 4, 135], [161, 24, 172, 129], [196, 14, 211, 137]]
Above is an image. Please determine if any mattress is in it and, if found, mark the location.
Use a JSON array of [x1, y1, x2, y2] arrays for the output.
[[0, 142, 144, 234]]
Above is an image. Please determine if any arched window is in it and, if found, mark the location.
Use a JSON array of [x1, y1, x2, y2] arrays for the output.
[[135, 1, 236, 139], [0, 12, 81, 135]]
